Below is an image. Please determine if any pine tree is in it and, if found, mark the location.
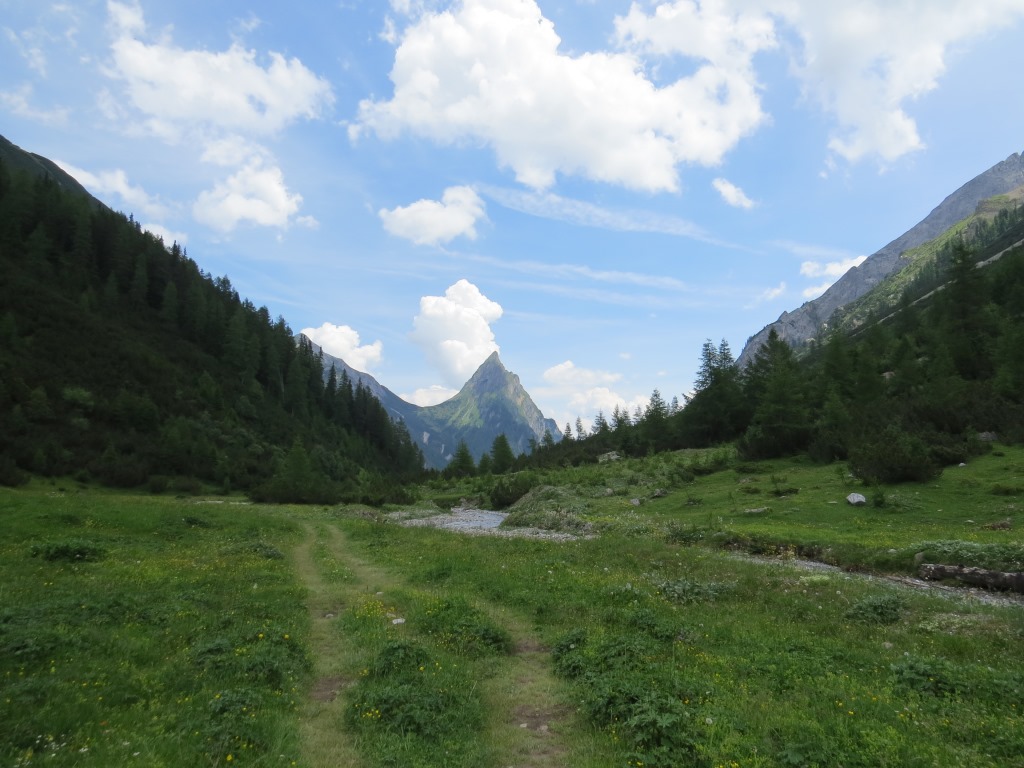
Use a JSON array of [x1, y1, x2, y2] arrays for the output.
[[446, 440, 476, 478], [490, 434, 515, 474]]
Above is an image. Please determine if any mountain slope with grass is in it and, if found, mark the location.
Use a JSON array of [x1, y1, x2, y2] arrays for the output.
[[738, 150, 1024, 366]]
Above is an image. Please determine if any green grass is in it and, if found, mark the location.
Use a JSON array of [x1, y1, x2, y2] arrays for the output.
[[3, 448, 1023, 767], [0, 484, 308, 767]]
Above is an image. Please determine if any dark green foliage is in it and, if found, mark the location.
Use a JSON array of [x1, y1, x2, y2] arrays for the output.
[[444, 440, 476, 479], [250, 439, 342, 504], [488, 471, 535, 508], [0, 455, 29, 487], [489, 433, 516, 474], [844, 594, 906, 624], [0, 158, 423, 497], [891, 655, 956, 696], [30, 539, 106, 562], [346, 639, 484, 741], [523, 226, 1024, 480], [415, 598, 513, 657], [848, 426, 941, 484]]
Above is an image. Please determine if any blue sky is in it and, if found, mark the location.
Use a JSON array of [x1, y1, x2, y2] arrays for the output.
[[3, 0, 1024, 430]]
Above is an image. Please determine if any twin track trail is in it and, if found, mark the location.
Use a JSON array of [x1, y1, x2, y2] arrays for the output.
[[291, 521, 364, 767], [291, 518, 573, 767]]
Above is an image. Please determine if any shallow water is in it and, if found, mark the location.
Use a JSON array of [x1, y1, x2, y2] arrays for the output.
[[442, 510, 507, 529]]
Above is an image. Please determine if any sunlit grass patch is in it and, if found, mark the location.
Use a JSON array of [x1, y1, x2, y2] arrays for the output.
[[0, 488, 307, 767]]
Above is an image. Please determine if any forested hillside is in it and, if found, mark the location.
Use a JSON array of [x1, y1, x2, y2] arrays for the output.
[[0, 157, 423, 500], [525, 215, 1024, 481]]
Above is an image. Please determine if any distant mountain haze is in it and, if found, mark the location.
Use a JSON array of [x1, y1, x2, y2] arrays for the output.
[[738, 151, 1024, 367], [307, 339, 560, 470]]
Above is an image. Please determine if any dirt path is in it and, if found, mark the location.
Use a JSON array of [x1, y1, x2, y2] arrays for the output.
[[292, 517, 576, 767], [291, 521, 366, 768], [478, 610, 572, 767]]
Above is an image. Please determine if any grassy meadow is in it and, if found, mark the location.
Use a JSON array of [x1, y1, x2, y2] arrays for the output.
[[2, 446, 1023, 767]]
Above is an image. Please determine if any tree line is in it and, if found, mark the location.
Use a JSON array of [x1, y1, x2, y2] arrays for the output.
[[0, 159, 422, 500], [523, 220, 1024, 482]]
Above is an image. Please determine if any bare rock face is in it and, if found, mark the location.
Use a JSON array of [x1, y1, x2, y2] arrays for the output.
[[738, 151, 1024, 367]]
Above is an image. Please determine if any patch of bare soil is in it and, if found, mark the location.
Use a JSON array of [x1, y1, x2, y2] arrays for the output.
[[310, 675, 353, 703]]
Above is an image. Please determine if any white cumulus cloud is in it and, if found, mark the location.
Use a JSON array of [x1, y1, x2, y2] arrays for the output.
[[358, 0, 1024, 186], [105, 1, 333, 141], [802, 282, 834, 299], [536, 360, 648, 432], [56, 161, 173, 220], [101, 1, 331, 233], [800, 255, 867, 279], [401, 385, 459, 407], [193, 159, 303, 232], [301, 322, 384, 373], [141, 223, 188, 246], [771, 0, 1024, 163], [379, 186, 486, 246], [410, 279, 502, 386], [353, 0, 770, 192], [712, 178, 755, 209], [626, 0, 1024, 165]]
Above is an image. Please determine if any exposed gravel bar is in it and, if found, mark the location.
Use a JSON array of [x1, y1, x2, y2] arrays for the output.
[[391, 507, 591, 541]]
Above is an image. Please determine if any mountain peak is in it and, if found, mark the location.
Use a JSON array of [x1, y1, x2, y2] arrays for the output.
[[477, 350, 505, 370]]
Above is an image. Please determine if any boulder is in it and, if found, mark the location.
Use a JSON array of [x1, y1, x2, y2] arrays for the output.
[[846, 493, 867, 506]]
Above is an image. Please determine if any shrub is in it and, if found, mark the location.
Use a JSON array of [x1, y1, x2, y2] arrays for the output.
[[416, 598, 512, 657], [31, 539, 106, 562], [0, 455, 29, 487], [844, 593, 906, 624], [991, 483, 1023, 496], [489, 471, 535, 509], [654, 577, 730, 604], [891, 654, 956, 696], [848, 426, 941, 483]]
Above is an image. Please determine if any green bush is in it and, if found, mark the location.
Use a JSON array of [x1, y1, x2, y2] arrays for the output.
[[891, 655, 956, 696], [844, 593, 906, 624], [654, 577, 730, 605], [848, 426, 941, 483], [416, 598, 512, 657], [0, 454, 29, 487], [488, 471, 535, 509], [31, 539, 106, 562]]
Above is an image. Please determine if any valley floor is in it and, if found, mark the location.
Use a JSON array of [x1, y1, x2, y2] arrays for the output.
[[2, 460, 1023, 767]]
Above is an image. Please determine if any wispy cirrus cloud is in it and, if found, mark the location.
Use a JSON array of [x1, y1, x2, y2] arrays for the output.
[[478, 185, 729, 245]]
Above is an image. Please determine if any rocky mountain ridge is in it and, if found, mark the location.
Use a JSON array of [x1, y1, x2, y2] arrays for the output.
[[737, 150, 1024, 367], [307, 339, 559, 470]]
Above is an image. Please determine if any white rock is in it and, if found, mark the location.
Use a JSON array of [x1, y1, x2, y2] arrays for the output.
[[846, 493, 867, 506]]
